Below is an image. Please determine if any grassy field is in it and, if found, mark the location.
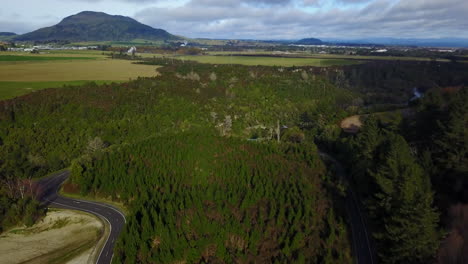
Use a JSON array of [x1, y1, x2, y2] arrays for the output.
[[0, 81, 122, 100], [0, 55, 96, 62], [0, 58, 159, 100], [206, 51, 450, 62], [174, 55, 358, 66]]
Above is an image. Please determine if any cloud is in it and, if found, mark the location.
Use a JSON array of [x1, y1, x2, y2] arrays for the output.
[[133, 0, 468, 39], [0, 21, 37, 34], [3, 0, 468, 39]]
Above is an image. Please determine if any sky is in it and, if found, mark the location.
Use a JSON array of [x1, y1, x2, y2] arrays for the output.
[[1, 0, 467, 40]]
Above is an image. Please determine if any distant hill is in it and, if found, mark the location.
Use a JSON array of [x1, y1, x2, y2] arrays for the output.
[[0, 32, 17, 41], [295, 38, 323, 45], [0, 32, 17, 36], [322, 37, 468, 48], [15, 11, 180, 42]]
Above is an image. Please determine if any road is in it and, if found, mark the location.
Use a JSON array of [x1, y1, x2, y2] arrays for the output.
[[319, 151, 376, 264], [36, 171, 126, 264]]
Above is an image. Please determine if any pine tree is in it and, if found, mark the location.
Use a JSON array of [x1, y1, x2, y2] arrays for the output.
[[370, 134, 440, 263]]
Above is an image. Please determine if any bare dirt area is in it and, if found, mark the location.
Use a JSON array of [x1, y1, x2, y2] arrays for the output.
[[0, 209, 104, 264], [340, 115, 363, 133]]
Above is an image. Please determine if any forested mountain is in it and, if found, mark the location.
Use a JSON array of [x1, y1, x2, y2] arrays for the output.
[[14, 11, 180, 42]]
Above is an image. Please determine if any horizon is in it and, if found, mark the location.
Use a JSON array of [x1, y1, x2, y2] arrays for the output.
[[1, 0, 467, 40]]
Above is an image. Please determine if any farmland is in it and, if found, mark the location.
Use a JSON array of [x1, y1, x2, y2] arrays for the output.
[[0, 54, 159, 100], [0, 50, 357, 100], [170, 55, 358, 66], [0, 55, 96, 62]]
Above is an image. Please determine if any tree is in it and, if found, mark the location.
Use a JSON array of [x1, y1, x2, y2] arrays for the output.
[[87, 137, 107, 153], [370, 134, 440, 263], [281, 126, 305, 143]]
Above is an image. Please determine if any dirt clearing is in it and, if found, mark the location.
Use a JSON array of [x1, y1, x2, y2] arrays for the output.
[[341, 115, 363, 133], [0, 209, 104, 264]]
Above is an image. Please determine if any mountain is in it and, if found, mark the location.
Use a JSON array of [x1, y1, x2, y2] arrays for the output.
[[295, 38, 323, 45], [15, 11, 180, 42]]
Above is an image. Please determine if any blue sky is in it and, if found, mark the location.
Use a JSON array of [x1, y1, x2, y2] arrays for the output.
[[1, 0, 467, 39]]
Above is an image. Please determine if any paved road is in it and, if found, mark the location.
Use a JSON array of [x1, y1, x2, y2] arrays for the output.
[[36, 171, 126, 264], [319, 151, 376, 264]]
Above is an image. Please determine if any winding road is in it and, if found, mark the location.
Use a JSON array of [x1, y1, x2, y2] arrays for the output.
[[36, 171, 126, 264], [319, 151, 376, 264], [35, 155, 372, 264]]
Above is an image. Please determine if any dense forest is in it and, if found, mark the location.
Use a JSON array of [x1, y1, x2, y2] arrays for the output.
[[70, 132, 351, 263], [335, 87, 467, 263], [0, 56, 467, 263]]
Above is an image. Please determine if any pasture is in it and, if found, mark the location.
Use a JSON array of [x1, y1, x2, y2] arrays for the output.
[[174, 55, 357, 66], [0, 55, 159, 100], [0, 55, 96, 62], [207, 51, 451, 62]]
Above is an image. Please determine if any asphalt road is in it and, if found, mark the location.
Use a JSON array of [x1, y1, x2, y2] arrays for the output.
[[37, 171, 126, 264], [319, 151, 376, 264]]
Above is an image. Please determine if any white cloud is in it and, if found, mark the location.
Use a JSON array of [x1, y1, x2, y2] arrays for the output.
[[2, 0, 468, 39]]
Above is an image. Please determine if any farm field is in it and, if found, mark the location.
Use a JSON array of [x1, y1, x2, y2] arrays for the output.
[[207, 51, 451, 62], [173, 55, 358, 66], [0, 209, 104, 264], [0, 55, 96, 62], [0, 81, 121, 100], [0, 54, 159, 100]]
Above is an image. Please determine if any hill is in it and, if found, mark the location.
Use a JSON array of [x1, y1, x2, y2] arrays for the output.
[[295, 38, 323, 45], [14, 11, 180, 42], [0, 32, 17, 36], [0, 32, 16, 41]]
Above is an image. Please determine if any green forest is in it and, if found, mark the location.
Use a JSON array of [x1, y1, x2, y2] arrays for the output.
[[71, 133, 351, 263], [0, 56, 467, 263]]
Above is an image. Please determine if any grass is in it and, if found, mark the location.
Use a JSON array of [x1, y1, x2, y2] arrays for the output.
[[206, 51, 450, 62], [175, 55, 358, 66], [0, 81, 121, 100], [0, 55, 96, 62], [60, 187, 129, 216], [0, 59, 159, 100], [0, 59, 159, 82]]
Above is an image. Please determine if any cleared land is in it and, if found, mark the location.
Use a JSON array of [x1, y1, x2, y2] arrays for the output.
[[207, 51, 451, 62], [175, 55, 357, 66], [341, 115, 363, 133], [0, 55, 96, 62], [0, 81, 121, 100], [0, 209, 104, 264], [0, 59, 158, 81], [0, 58, 159, 100]]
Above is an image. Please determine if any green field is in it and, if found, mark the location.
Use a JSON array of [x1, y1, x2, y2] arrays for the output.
[[206, 51, 451, 62], [0, 51, 159, 100], [0, 55, 96, 62], [0, 80, 121, 100], [175, 55, 358, 66]]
